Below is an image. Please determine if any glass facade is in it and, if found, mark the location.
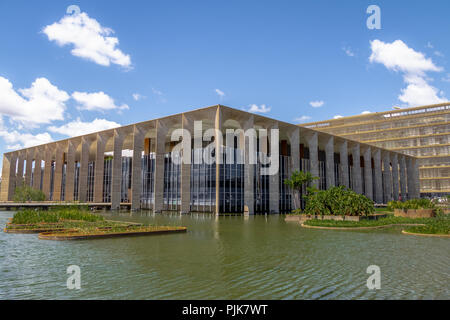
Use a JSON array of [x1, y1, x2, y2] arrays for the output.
[[141, 153, 155, 209], [163, 152, 181, 211], [193, 149, 217, 212], [103, 158, 112, 203]]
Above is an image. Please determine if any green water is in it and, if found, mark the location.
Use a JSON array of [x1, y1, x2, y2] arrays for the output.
[[0, 211, 448, 299]]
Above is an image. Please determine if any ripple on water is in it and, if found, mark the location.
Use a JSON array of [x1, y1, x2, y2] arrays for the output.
[[0, 212, 449, 300]]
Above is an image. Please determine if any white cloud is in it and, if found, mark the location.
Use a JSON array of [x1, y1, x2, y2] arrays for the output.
[[248, 104, 271, 113], [72, 91, 129, 112], [361, 111, 372, 114], [43, 12, 131, 68], [48, 118, 121, 137], [434, 51, 444, 57], [426, 42, 434, 49], [215, 89, 225, 97], [369, 39, 441, 75], [343, 46, 355, 57], [369, 39, 446, 107], [295, 115, 311, 122], [132, 93, 145, 101], [333, 115, 343, 119], [0, 129, 53, 149], [309, 100, 324, 108], [0, 76, 69, 125]]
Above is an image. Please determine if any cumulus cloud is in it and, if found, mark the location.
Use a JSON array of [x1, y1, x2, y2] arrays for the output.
[[43, 12, 131, 68], [309, 100, 324, 108], [215, 89, 225, 98], [334, 115, 343, 119], [343, 46, 355, 57], [72, 91, 129, 112], [0, 129, 53, 149], [361, 111, 372, 114], [48, 118, 121, 137], [132, 93, 145, 101], [248, 104, 271, 113], [369, 39, 446, 107], [0, 76, 69, 125], [295, 115, 311, 122]]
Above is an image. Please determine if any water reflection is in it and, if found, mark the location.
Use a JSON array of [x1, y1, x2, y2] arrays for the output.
[[0, 211, 448, 300]]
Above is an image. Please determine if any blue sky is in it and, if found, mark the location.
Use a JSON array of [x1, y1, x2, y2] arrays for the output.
[[1, 0, 450, 164]]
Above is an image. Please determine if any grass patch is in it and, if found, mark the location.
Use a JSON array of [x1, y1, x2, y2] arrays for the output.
[[11, 206, 103, 224], [303, 214, 450, 235]]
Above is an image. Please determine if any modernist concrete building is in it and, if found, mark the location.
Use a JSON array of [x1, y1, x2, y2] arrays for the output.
[[302, 103, 450, 197], [0, 105, 420, 214]]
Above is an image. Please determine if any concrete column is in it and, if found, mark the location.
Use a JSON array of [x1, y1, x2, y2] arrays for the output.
[[288, 128, 300, 209], [399, 155, 407, 201], [52, 143, 64, 201], [154, 121, 167, 212], [78, 138, 90, 203], [413, 158, 420, 199], [373, 149, 383, 204], [42, 145, 54, 200], [94, 134, 106, 203], [406, 157, 414, 200], [363, 147, 373, 200], [16, 152, 25, 188], [112, 130, 125, 210], [325, 136, 335, 189], [339, 141, 349, 188], [306, 132, 319, 188], [33, 148, 42, 191], [383, 152, 392, 203], [269, 123, 279, 214], [181, 115, 192, 214], [131, 126, 145, 211], [391, 153, 399, 201], [0, 153, 17, 201], [244, 116, 255, 215], [65, 141, 78, 202], [352, 144, 362, 194], [25, 149, 34, 187], [214, 107, 222, 215]]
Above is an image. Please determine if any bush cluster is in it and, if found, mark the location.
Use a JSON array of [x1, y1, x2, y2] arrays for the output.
[[12, 206, 104, 224], [13, 186, 46, 202], [387, 199, 435, 211], [303, 186, 375, 216]]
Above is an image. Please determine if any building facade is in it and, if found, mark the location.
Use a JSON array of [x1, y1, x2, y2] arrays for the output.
[[302, 103, 450, 197], [0, 105, 420, 214]]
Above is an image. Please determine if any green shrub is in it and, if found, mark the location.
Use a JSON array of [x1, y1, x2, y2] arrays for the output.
[[13, 185, 46, 202], [11, 206, 104, 224], [387, 199, 435, 211], [304, 186, 375, 216]]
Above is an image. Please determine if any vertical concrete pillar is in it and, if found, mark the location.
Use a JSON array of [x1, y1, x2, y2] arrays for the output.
[[399, 155, 407, 201], [306, 132, 319, 188], [339, 141, 349, 188], [25, 149, 34, 187], [325, 136, 335, 189], [244, 116, 255, 215], [78, 138, 90, 203], [352, 144, 362, 194], [65, 140, 78, 202], [181, 115, 192, 214], [363, 147, 373, 200], [406, 157, 414, 200], [33, 148, 42, 191], [413, 158, 420, 199], [16, 152, 25, 188], [42, 145, 54, 200], [269, 122, 279, 213], [52, 143, 64, 201], [214, 107, 222, 215], [383, 152, 392, 203], [391, 153, 399, 201], [288, 128, 300, 209], [373, 149, 383, 204], [94, 134, 106, 203], [131, 126, 145, 211], [112, 130, 125, 210], [0, 153, 17, 201], [154, 121, 167, 212]]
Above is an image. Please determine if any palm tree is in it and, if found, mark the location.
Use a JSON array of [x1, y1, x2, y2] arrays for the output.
[[284, 170, 319, 210]]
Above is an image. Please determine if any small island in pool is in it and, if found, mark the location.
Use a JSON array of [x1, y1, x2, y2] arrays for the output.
[[3, 206, 187, 240]]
